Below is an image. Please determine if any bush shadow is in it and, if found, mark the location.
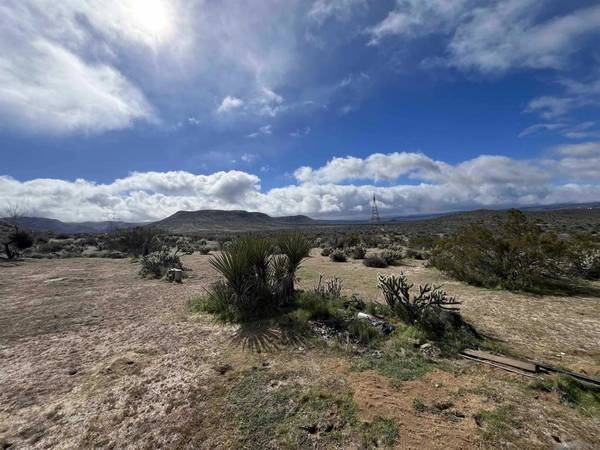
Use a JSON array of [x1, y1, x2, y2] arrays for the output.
[[230, 319, 308, 353]]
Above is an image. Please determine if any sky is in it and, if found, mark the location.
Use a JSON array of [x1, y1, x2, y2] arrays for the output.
[[1, 0, 600, 222]]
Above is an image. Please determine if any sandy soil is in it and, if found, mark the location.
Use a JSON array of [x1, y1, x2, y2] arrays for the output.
[[298, 249, 600, 373], [1, 253, 599, 449]]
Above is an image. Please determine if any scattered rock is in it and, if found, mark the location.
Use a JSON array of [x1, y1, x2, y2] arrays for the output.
[[213, 364, 233, 375], [420, 342, 441, 359]]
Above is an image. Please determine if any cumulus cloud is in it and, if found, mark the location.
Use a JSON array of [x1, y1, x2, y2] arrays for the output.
[[217, 96, 244, 114], [294, 152, 443, 183], [3, 148, 600, 221]]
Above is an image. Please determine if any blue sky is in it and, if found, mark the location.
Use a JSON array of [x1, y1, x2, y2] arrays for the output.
[[1, 0, 600, 222]]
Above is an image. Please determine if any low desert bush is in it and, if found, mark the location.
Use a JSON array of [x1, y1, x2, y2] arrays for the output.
[[109, 227, 162, 257], [346, 245, 366, 259], [329, 250, 347, 262], [2, 228, 33, 259], [139, 238, 193, 279], [320, 247, 333, 257], [313, 274, 343, 299], [405, 248, 426, 260], [381, 248, 403, 266], [363, 255, 388, 268], [430, 209, 573, 292], [139, 247, 184, 279], [347, 319, 381, 346]]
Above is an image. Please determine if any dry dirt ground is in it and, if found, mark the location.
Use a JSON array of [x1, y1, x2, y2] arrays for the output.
[[1, 252, 599, 449]]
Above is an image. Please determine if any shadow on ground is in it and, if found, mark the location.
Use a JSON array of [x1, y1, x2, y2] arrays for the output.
[[230, 320, 308, 352]]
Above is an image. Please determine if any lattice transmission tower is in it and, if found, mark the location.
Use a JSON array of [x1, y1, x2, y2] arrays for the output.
[[370, 194, 380, 223]]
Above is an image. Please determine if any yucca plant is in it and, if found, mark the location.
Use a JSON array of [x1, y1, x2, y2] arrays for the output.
[[206, 234, 310, 320], [209, 235, 274, 316], [276, 232, 311, 301]]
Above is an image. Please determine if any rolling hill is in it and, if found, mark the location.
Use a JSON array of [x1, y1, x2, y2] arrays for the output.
[[3, 202, 600, 234], [151, 209, 318, 233]]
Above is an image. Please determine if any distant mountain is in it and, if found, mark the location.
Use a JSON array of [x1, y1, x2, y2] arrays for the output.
[[152, 209, 318, 233], [2, 217, 139, 234], [4, 202, 600, 235]]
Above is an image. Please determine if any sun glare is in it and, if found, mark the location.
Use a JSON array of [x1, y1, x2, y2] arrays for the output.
[[129, 0, 173, 42]]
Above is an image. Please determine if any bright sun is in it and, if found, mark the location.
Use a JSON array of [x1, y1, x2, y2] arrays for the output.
[[130, 0, 173, 41]]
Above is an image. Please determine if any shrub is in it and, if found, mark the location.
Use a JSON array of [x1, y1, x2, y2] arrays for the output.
[[197, 246, 211, 255], [139, 247, 183, 279], [347, 245, 366, 259], [294, 291, 340, 321], [2, 228, 34, 259], [193, 280, 239, 322], [329, 250, 347, 262], [430, 210, 571, 292], [109, 227, 162, 257], [348, 319, 381, 346], [363, 255, 388, 268], [377, 272, 460, 325], [381, 248, 403, 266], [313, 274, 343, 299], [320, 247, 333, 257], [405, 248, 425, 260]]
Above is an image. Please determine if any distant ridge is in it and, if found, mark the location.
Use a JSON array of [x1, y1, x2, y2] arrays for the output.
[[2, 217, 139, 234], [3, 202, 600, 234], [152, 209, 317, 233]]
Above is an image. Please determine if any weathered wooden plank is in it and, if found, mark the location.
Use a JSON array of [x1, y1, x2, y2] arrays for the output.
[[461, 349, 538, 373]]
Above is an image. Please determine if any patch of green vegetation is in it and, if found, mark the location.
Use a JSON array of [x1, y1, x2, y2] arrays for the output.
[[473, 405, 522, 443], [412, 397, 454, 415], [226, 369, 398, 449], [347, 319, 382, 346], [354, 344, 437, 387], [359, 417, 399, 448], [412, 397, 427, 412], [530, 375, 600, 417]]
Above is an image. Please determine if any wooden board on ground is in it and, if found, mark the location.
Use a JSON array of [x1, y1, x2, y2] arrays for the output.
[[461, 349, 538, 373]]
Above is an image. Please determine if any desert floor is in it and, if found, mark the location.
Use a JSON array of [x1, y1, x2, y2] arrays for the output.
[[1, 251, 599, 449]]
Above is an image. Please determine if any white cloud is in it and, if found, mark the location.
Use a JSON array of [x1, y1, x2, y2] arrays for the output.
[[2, 147, 600, 221], [447, 2, 600, 73], [518, 123, 566, 138], [290, 127, 311, 138], [369, 1, 600, 74], [308, 0, 366, 24], [526, 76, 600, 119], [241, 153, 257, 163], [247, 124, 273, 138], [0, 0, 181, 133], [0, 40, 154, 134], [217, 96, 244, 114], [294, 152, 443, 183], [369, 0, 471, 44], [554, 142, 600, 158]]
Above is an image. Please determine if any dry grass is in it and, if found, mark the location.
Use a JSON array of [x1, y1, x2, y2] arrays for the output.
[[0, 252, 599, 449], [299, 249, 600, 373]]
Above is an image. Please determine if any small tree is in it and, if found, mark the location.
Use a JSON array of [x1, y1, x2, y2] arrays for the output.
[[109, 227, 162, 257], [1, 205, 33, 260]]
